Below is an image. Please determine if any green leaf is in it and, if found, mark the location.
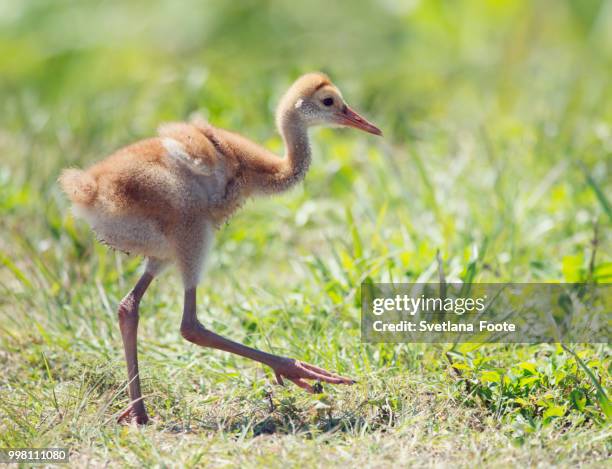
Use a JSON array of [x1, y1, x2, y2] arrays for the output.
[[562, 255, 584, 283], [543, 405, 565, 419], [570, 389, 587, 411], [562, 345, 612, 421], [593, 261, 612, 281], [518, 362, 538, 375], [514, 397, 529, 407], [451, 363, 471, 371], [480, 371, 501, 383], [519, 376, 540, 387]]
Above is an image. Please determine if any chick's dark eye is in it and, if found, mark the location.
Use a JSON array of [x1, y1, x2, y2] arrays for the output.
[[322, 97, 334, 107]]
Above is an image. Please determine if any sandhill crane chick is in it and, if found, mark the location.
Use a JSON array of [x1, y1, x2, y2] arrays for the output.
[[59, 72, 382, 424]]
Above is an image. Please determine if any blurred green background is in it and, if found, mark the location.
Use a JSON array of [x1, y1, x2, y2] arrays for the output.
[[0, 0, 611, 466], [1, 0, 610, 278]]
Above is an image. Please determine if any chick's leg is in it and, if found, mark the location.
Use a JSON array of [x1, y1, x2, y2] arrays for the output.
[[179, 288, 354, 392], [117, 258, 166, 424]]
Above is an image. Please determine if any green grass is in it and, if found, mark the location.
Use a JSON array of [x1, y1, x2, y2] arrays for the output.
[[1, 0, 611, 467]]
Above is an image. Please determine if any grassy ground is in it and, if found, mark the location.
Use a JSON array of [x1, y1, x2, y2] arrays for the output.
[[1, 0, 611, 467]]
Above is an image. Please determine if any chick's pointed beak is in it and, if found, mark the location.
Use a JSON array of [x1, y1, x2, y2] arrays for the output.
[[337, 105, 383, 136]]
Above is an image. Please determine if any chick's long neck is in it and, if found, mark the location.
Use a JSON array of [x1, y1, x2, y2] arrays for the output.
[[268, 101, 312, 193]]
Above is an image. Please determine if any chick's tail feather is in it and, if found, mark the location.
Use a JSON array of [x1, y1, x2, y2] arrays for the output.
[[59, 169, 97, 205]]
